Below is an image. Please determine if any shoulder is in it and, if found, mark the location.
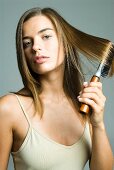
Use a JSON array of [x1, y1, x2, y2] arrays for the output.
[[0, 87, 31, 112], [0, 93, 18, 112], [0, 94, 20, 127]]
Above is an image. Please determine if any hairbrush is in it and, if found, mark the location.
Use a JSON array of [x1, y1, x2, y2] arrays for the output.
[[80, 44, 114, 114]]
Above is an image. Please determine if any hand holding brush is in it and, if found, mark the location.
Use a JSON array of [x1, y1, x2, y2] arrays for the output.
[[79, 44, 114, 114]]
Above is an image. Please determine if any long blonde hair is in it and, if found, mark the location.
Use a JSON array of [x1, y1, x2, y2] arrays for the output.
[[16, 7, 114, 117]]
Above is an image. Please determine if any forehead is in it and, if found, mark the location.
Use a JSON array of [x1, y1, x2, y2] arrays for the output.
[[23, 15, 54, 36]]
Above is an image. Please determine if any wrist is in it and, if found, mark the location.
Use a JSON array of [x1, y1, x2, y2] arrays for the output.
[[92, 122, 105, 131]]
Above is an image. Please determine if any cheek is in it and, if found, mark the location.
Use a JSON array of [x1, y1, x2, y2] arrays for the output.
[[24, 51, 33, 68], [48, 41, 65, 62], [24, 48, 32, 56], [24, 49, 34, 66], [50, 48, 65, 66], [47, 41, 58, 53]]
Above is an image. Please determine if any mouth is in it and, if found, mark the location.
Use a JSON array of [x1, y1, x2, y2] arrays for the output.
[[34, 56, 49, 64]]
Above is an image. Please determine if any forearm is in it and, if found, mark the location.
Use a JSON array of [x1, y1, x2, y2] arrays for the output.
[[90, 122, 113, 170]]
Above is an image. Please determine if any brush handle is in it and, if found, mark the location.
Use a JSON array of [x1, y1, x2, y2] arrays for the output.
[[80, 75, 100, 114]]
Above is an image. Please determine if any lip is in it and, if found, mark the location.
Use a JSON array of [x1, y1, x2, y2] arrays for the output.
[[34, 56, 49, 64]]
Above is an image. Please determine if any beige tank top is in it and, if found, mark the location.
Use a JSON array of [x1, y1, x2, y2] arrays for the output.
[[11, 95, 92, 170]]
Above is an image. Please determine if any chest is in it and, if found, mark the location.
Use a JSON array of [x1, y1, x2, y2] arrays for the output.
[[12, 129, 91, 170], [31, 100, 85, 145], [12, 98, 85, 151]]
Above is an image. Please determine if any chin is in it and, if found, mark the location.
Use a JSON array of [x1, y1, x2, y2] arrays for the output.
[[32, 63, 63, 75], [33, 68, 54, 75], [35, 67, 61, 75]]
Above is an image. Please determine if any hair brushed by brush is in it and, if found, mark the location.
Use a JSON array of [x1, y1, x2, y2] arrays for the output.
[[80, 43, 114, 114]]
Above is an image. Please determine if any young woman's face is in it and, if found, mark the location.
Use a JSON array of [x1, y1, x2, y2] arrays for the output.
[[22, 15, 65, 75]]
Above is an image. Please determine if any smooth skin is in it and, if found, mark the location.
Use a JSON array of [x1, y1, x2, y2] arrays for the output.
[[0, 15, 113, 170]]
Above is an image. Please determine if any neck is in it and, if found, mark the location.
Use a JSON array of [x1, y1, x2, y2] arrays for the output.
[[39, 65, 65, 98]]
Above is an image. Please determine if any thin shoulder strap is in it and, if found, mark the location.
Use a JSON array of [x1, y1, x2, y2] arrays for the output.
[[15, 94, 31, 126]]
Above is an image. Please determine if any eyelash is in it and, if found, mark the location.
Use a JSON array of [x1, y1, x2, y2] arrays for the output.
[[23, 41, 32, 49], [23, 34, 52, 49], [42, 34, 52, 40]]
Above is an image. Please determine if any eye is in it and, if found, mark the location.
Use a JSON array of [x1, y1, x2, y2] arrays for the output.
[[42, 35, 52, 40], [23, 41, 32, 49]]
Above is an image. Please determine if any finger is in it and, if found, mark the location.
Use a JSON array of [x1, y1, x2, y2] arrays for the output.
[[81, 82, 102, 95], [81, 87, 104, 100], [78, 97, 105, 114], [82, 82, 102, 90], [82, 82, 88, 88], [78, 92, 106, 106], [89, 82, 102, 90]]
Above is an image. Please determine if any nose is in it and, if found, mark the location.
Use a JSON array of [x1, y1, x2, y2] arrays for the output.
[[32, 37, 42, 53]]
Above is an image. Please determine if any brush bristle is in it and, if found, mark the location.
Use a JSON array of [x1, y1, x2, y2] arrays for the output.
[[101, 44, 114, 78]]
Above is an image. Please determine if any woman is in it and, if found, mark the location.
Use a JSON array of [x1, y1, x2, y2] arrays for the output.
[[0, 7, 114, 170]]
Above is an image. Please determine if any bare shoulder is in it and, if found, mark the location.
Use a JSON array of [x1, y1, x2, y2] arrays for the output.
[[0, 94, 19, 126], [0, 90, 33, 122], [0, 94, 17, 111], [0, 94, 21, 169]]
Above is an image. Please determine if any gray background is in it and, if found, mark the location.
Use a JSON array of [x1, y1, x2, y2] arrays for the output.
[[0, 0, 114, 169]]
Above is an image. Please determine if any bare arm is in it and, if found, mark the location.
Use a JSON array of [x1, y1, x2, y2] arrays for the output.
[[90, 123, 113, 170], [0, 96, 13, 170], [78, 82, 113, 170]]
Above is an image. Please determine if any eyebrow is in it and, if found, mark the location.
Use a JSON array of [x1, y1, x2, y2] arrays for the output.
[[23, 28, 53, 40]]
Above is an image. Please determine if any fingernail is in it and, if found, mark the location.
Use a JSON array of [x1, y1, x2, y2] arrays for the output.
[[78, 97, 82, 101], [83, 82, 88, 87], [79, 91, 82, 94]]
